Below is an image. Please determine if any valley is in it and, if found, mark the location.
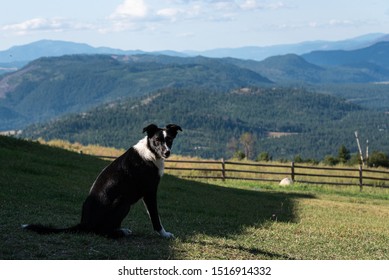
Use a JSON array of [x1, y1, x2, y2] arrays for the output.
[[1, 37, 389, 161]]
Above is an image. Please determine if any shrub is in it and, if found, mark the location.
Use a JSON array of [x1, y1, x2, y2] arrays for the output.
[[368, 151, 389, 168], [323, 155, 339, 166]]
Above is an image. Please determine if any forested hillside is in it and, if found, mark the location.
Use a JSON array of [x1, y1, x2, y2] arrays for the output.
[[2, 47, 389, 160], [0, 54, 271, 130], [22, 87, 389, 160], [2, 44, 389, 131]]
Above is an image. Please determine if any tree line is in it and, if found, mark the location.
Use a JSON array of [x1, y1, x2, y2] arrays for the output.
[[229, 131, 389, 168]]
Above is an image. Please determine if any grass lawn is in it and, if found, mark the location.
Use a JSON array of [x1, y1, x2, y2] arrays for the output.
[[1, 136, 388, 259]]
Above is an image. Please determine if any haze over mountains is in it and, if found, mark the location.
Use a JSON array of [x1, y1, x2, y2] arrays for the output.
[[1, 33, 388, 70], [1, 33, 389, 160]]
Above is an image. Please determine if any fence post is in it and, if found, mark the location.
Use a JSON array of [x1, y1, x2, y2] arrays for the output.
[[291, 161, 295, 182], [359, 164, 363, 192], [221, 158, 226, 181]]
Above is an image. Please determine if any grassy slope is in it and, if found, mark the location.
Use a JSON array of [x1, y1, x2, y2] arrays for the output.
[[1, 136, 388, 260]]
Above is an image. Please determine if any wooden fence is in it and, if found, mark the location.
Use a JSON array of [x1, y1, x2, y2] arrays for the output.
[[96, 156, 389, 189]]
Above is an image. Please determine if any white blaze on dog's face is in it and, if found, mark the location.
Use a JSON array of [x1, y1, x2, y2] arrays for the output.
[[139, 124, 182, 160], [148, 130, 172, 159]]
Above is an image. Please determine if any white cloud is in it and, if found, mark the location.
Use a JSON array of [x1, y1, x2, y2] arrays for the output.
[[157, 8, 181, 18], [111, 0, 149, 19], [240, 0, 258, 10], [328, 19, 353, 26], [0, 0, 292, 37], [106, 0, 289, 28], [2, 18, 60, 34], [240, 0, 286, 11], [1, 17, 94, 35]]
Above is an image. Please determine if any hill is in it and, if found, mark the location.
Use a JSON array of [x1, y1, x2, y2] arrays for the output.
[[0, 54, 271, 130], [188, 33, 389, 60], [21, 87, 389, 160], [0, 39, 187, 67], [303, 41, 389, 67], [301, 42, 389, 83], [1, 135, 388, 260], [227, 54, 326, 84], [227, 42, 389, 84]]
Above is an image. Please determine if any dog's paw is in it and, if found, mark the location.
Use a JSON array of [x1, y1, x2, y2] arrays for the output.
[[157, 228, 175, 239]]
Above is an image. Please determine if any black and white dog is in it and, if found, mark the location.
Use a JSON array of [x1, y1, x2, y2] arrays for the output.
[[23, 124, 182, 238]]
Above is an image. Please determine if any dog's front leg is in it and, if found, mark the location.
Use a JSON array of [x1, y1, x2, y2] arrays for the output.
[[143, 195, 174, 239]]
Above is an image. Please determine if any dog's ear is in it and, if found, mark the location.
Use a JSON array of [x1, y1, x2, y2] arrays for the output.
[[143, 124, 159, 138], [166, 124, 182, 138]]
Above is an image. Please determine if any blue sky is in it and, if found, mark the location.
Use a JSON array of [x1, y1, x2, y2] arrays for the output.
[[1, 0, 389, 51]]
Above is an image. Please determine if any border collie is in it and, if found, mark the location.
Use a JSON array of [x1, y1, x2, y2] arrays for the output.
[[22, 124, 182, 238]]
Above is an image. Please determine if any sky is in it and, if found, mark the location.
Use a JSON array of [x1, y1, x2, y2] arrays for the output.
[[1, 0, 389, 52]]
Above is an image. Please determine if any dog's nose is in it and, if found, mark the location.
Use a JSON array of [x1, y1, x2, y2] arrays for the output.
[[164, 150, 171, 158]]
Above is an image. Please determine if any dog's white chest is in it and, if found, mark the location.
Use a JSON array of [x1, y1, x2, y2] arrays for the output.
[[133, 137, 164, 177]]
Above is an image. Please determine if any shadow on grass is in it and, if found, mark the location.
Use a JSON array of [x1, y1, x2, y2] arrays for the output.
[[161, 175, 314, 236], [2, 166, 313, 259], [152, 175, 315, 259]]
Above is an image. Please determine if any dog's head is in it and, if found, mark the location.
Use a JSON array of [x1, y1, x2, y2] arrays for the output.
[[143, 124, 182, 159]]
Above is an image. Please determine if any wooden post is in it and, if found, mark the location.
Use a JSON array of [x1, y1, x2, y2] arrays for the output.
[[221, 158, 226, 181], [291, 161, 295, 182], [355, 131, 365, 166], [359, 164, 363, 192]]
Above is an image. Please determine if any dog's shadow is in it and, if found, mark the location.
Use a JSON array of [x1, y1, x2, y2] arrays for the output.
[[125, 175, 315, 259], [161, 175, 313, 235]]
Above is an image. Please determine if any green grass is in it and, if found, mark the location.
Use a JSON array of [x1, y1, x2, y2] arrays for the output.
[[1, 136, 388, 259]]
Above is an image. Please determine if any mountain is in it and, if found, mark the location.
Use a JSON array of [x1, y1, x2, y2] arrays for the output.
[[0, 39, 189, 64], [21, 87, 389, 160], [1, 33, 388, 75], [1, 33, 388, 68], [0, 40, 187, 73], [226, 54, 326, 84], [225, 42, 389, 84], [187, 33, 389, 60], [299, 42, 389, 83], [302, 41, 389, 67], [0, 54, 271, 130], [3, 42, 389, 131]]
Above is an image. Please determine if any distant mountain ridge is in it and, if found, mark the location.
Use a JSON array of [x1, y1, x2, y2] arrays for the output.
[[226, 42, 389, 84], [182, 33, 389, 60], [0, 39, 188, 64], [1, 33, 388, 67], [302, 41, 389, 67], [0, 40, 187, 74]]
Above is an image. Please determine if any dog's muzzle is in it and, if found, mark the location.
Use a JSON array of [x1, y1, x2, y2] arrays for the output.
[[163, 150, 171, 158]]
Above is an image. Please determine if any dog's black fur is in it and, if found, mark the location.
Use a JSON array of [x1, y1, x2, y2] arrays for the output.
[[22, 124, 182, 238]]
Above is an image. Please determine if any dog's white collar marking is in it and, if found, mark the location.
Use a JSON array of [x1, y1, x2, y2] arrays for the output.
[[134, 136, 165, 177]]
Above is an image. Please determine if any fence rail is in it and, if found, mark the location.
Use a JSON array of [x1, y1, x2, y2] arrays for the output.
[[96, 156, 389, 189]]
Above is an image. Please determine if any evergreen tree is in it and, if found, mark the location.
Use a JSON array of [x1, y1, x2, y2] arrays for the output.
[[338, 145, 350, 164]]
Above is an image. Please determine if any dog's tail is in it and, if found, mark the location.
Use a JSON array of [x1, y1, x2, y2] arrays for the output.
[[21, 223, 84, 235]]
